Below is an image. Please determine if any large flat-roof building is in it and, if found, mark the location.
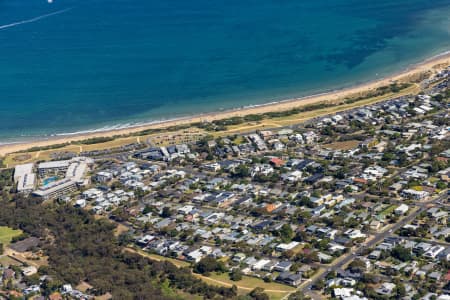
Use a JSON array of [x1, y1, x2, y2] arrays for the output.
[[33, 157, 93, 200], [37, 157, 93, 177], [14, 163, 34, 182], [14, 163, 36, 193], [33, 178, 77, 200], [17, 173, 36, 193], [38, 160, 71, 177], [66, 161, 88, 181]]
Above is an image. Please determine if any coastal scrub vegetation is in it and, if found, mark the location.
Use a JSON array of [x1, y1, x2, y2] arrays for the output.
[[0, 168, 14, 200], [0, 189, 277, 299], [19, 137, 117, 152], [72, 136, 115, 145], [196, 82, 413, 132], [343, 82, 412, 104], [23, 142, 72, 153], [0, 193, 240, 299], [193, 257, 227, 276]]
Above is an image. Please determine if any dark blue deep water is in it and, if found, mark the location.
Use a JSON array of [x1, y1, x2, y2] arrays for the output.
[[1, 0, 450, 140]]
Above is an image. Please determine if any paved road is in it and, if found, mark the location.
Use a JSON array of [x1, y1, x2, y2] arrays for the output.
[[299, 192, 447, 299], [394, 235, 450, 247]]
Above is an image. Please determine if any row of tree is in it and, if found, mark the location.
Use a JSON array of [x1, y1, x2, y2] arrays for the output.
[[0, 194, 238, 299]]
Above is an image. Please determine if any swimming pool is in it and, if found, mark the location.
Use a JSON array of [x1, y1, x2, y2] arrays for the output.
[[43, 176, 58, 186]]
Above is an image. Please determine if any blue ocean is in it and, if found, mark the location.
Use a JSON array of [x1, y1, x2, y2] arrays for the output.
[[1, 0, 450, 141]]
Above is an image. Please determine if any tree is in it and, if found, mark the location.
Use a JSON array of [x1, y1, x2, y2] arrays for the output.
[[233, 165, 250, 178], [361, 273, 378, 284], [326, 271, 337, 280], [142, 205, 152, 215], [110, 207, 130, 222], [391, 246, 412, 262], [311, 191, 321, 198], [298, 197, 313, 208], [0, 242, 3, 255], [289, 291, 309, 300], [382, 152, 395, 162], [194, 257, 227, 275], [41, 279, 64, 296], [23, 273, 40, 286], [312, 279, 324, 290], [5, 278, 14, 290], [436, 181, 447, 190], [161, 207, 172, 218], [117, 232, 133, 246], [231, 284, 238, 295], [294, 209, 311, 224], [395, 283, 406, 298], [11, 232, 29, 243], [229, 268, 243, 281], [0, 196, 238, 300], [348, 259, 366, 273], [279, 224, 294, 243], [249, 287, 269, 300]]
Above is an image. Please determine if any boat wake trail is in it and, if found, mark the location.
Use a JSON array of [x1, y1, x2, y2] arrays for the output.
[[0, 7, 72, 31]]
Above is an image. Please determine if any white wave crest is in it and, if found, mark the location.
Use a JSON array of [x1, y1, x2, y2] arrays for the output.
[[0, 8, 72, 31]]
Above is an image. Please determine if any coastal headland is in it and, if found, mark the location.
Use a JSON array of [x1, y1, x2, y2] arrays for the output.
[[1, 52, 449, 159]]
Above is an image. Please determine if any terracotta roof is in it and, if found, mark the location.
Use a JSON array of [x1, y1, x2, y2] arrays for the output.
[[270, 158, 285, 167], [445, 270, 450, 281], [49, 292, 63, 300], [266, 203, 277, 213], [353, 178, 368, 184]]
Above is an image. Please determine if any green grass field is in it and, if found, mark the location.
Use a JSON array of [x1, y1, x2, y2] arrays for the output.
[[0, 256, 22, 267], [127, 247, 295, 300], [200, 272, 295, 300], [0, 226, 22, 245]]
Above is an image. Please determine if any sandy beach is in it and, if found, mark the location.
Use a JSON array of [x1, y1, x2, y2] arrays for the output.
[[1, 52, 449, 157]]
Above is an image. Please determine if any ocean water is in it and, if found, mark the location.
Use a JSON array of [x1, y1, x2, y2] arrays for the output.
[[1, 0, 450, 141]]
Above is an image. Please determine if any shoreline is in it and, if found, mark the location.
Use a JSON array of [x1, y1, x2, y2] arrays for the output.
[[1, 50, 450, 157]]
